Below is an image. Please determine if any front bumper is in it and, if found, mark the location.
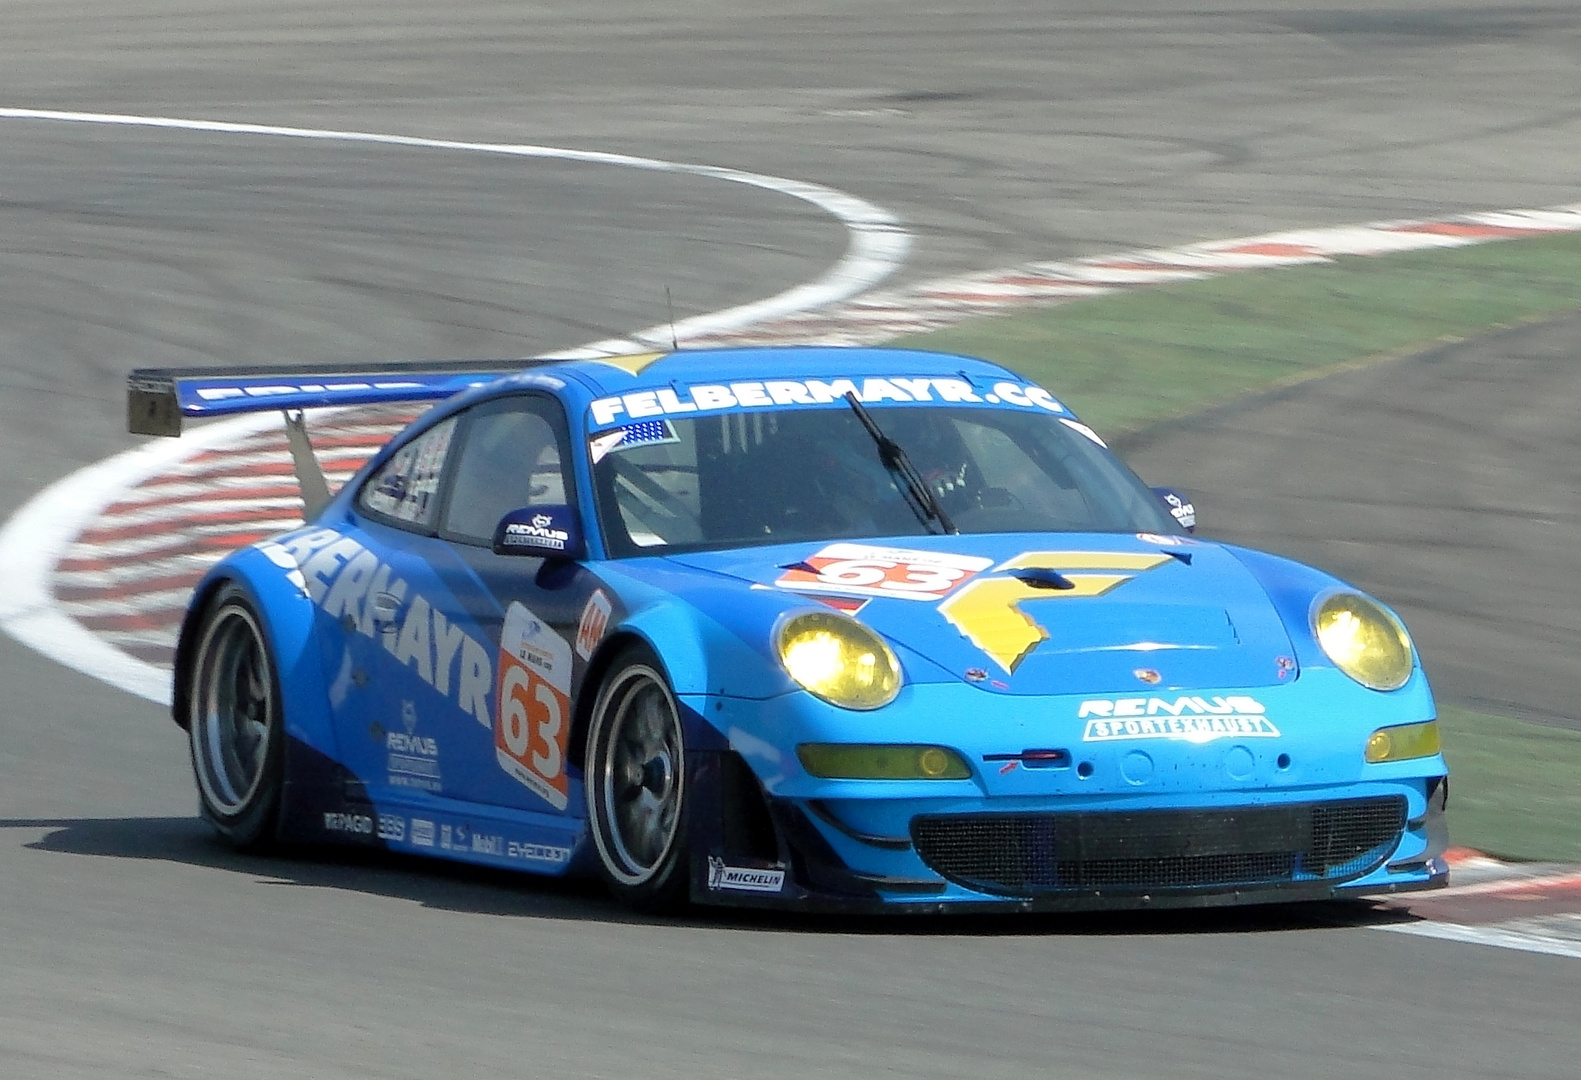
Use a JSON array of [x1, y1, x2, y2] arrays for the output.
[[687, 758, 1449, 913], [687, 673, 1449, 912]]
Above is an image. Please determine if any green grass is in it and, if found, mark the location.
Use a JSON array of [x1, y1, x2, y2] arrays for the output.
[[1439, 708, 1581, 863], [899, 232, 1581, 861], [897, 231, 1581, 434]]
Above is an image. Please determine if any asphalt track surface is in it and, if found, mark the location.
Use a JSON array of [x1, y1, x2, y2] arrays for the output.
[[2, 2, 1580, 1077]]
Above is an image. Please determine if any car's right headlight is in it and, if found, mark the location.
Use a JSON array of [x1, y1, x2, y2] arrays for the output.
[[1312, 592, 1414, 691], [776, 611, 902, 710]]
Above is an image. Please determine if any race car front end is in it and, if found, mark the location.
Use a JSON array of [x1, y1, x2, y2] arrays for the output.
[[695, 667, 1449, 911]]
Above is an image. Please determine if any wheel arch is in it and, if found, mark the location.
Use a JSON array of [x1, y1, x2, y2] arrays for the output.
[[174, 548, 340, 763]]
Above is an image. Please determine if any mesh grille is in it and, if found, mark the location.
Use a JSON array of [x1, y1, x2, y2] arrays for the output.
[[911, 797, 1406, 897]]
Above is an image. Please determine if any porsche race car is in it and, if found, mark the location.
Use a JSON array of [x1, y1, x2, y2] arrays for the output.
[[129, 346, 1450, 911]]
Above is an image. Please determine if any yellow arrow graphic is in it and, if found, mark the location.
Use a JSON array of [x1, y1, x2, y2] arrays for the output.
[[938, 552, 1172, 673]]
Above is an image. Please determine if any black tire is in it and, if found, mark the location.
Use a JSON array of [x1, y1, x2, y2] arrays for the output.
[[187, 585, 286, 850], [584, 644, 690, 911]]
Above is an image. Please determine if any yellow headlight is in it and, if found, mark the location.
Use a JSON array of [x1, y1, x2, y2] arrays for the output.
[[777, 611, 902, 710], [798, 744, 970, 780], [1365, 721, 1442, 763], [1313, 593, 1414, 691]]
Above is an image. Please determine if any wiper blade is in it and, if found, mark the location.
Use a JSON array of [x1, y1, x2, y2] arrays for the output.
[[844, 392, 958, 535]]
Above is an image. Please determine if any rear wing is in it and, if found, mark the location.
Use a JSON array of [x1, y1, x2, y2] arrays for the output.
[[126, 359, 546, 437], [127, 359, 548, 517]]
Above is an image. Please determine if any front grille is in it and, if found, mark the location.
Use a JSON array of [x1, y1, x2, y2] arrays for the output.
[[911, 797, 1406, 897]]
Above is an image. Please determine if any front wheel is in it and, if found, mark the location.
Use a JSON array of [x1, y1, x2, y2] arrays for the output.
[[187, 585, 285, 849], [584, 645, 690, 911]]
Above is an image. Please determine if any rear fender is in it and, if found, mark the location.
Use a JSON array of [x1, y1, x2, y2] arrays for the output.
[[176, 543, 340, 765]]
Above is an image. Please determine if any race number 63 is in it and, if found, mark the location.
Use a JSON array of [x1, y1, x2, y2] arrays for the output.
[[496, 602, 572, 810]]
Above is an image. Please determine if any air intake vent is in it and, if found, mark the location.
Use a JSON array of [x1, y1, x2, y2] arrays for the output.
[[911, 797, 1405, 897]]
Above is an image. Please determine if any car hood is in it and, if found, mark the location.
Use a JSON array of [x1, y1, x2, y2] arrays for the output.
[[666, 533, 1299, 696]]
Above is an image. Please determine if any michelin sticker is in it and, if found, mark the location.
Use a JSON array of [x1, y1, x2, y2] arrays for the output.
[[590, 376, 1068, 428], [1079, 696, 1279, 743], [496, 602, 573, 811], [706, 857, 786, 894]]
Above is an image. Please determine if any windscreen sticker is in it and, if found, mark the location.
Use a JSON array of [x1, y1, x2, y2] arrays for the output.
[[496, 602, 572, 811], [588, 377, 1068, 428], [775, 543, 993, 602]]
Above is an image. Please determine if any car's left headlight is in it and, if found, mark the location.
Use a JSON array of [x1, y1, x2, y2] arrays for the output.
[[1312, 592, 1414, 691], [776, 611, 901, 710]]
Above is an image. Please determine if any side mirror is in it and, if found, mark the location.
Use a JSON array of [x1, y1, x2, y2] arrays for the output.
[[1151, 487, 1197, 533], [492, 505, 588, 560]]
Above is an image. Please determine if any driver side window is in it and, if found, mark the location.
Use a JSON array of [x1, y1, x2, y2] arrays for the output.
[[440, 396, 572, 546]]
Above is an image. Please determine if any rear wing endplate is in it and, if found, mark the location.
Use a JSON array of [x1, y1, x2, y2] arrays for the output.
[[126, 359, 544, 437]]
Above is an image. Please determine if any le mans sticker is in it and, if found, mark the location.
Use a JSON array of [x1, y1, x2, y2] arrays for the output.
[[496, 602, 572, 810], [775, 543, 993, 602], [575, 589, 612, 661]]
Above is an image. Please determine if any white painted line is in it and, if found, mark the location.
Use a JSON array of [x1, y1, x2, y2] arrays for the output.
[[0, 411, 280, 703], [0, 108, 914, 703], [0, 108, 911, 355], [1378, 920, 1581, 961]]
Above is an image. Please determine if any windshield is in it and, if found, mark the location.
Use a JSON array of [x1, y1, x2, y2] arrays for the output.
[[590, 405, 1179, 558]]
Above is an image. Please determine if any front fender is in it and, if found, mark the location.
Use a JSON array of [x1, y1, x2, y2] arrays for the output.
[[614, 599, 794, 700]]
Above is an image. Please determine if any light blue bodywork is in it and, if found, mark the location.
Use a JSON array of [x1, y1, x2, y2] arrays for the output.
[[169, 346, 1450, 910]]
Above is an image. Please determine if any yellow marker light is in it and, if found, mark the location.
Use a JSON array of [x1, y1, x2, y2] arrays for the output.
[[1313, 593, 1414, 691], [777, 611, 902, 710], [1365, 721, 1442, 763], [798, 744, 970, 780]]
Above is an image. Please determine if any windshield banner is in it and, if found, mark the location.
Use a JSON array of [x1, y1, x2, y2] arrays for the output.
[[588, 376, 1068, 428]]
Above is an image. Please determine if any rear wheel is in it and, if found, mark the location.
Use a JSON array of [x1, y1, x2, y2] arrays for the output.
[[187, 586, 284, 849], [584, 645, 690, 910]]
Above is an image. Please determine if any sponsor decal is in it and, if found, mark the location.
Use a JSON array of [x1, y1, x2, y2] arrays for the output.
[[323, 812, 373, 835], [254, 538, 311, 596], [775, 543, 993, 602], [589, 376, 1067, 428], [508, 841, 573, 865], [440, 822, 468, 851], [706, 856, 786, 894], [1276, 655, 1297, 680], [501, 514, 571, 552], [410, 818, 436, 847], [192, 378, 434, 403], [495, 602, 573, 810], [377, 814, 406, 842], [387, 699, 442, 792], [1133, 667, 1162, 685], [277, 529, 496, 729], [574, 590, 612, 661], [470, 833, 504, 857], [1078, 695, 1279, 744], [939, 551, 1173, 674]]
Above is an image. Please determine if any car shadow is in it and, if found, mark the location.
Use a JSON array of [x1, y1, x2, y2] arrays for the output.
[[4, 814, 1425, 937]]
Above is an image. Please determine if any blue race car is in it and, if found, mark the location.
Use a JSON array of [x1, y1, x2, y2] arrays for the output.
[[130, 346, 1449, 912]]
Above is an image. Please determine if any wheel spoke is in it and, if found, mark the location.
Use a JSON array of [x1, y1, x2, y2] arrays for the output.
[[596, 665, 685, 886], [191, 604, 274, 818]]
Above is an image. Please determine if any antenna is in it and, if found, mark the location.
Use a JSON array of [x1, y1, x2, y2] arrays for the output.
[[665, 287, 679, 351]]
